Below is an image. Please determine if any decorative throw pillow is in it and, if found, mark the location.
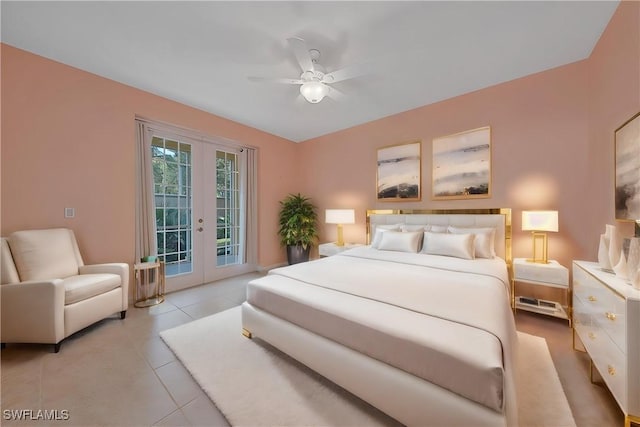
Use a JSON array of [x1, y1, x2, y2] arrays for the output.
[[378, 231, 423, 253], [422, 232, 475, 260], [371, 224, 401, 248], [448, 226, 496, 259]]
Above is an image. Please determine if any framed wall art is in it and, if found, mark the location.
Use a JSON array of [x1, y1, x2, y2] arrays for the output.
[[615, 112, 640, 221], [432, 126, 491, 200], [376, 141, 421, 202]]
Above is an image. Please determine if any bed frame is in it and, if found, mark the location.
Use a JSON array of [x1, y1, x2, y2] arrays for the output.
[[242, 208, 514, 426]]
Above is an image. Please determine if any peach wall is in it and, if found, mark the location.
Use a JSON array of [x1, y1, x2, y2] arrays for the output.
[[299, 1, 640, 269], [2, 0, 638, 277], [587, 0, 640, 245], [1, 44, 298, 269], [299, 62, 590, 268]]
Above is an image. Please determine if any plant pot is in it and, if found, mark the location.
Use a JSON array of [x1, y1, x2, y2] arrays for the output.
[[287, 245, 310, 265]]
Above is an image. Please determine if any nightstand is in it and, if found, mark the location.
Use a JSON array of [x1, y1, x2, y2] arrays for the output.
[[512, 257, 570, 326], [319, 242, 363, 257]]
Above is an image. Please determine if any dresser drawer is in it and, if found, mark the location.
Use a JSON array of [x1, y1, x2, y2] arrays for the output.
[[593, 288, 626, 354], [574, 265, 627, 354], [573, 260, 640, 418], [573, 295, 596, 328], [592, 332, 627, 410]]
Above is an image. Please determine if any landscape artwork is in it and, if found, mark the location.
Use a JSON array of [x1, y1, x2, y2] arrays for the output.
[[615, 112, 640, 221], [432, 126, 491, 200], [377, 141, 421, 201]]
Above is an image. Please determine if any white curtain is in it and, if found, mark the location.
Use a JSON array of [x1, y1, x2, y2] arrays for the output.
[[135, 121, 157, 261], [242, 148, 258, 267]]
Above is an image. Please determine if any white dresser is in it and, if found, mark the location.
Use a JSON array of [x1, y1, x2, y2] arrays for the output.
[[573, 261, 640, 427]]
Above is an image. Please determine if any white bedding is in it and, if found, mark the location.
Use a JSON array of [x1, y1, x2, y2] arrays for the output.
[[245, 246, 517, 424]]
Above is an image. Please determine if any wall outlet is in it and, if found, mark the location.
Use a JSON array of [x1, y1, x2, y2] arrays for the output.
[[64, 207, 75, 218]]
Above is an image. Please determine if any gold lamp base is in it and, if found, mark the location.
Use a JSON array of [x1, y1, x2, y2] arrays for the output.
[[336, 224, 345, 246], [527, 231, 550, 264]]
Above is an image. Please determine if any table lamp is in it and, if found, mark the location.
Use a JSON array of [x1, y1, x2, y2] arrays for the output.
[[325, 209, 355, 246], [522, 210, 558, 264]]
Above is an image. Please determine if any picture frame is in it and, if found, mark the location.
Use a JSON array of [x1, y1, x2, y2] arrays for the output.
[[615, 112, 640, 221], [432, 126, 491, 200], [376, 140, 421, 202]]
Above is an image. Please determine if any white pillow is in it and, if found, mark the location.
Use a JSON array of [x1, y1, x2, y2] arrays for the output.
[[428, 225, 448, 233], [370, 224, 401, 248], [378, 231, 423, 253], [401, 224, 429, 232], [448, 226, 496, 259], [422, 232, 475, 260]]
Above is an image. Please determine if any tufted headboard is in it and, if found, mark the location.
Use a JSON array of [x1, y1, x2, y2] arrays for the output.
[[366, 208, 512, 265]]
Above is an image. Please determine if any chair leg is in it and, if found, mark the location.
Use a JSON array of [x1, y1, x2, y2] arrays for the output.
[[120, 310, 127, 320], [53, 342, 61, 353]]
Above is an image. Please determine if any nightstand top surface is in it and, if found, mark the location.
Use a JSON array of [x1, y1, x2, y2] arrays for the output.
[[513, 257, 568, 286], [513, 258, 566, 270]]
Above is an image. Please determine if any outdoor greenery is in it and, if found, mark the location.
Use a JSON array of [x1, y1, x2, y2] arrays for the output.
[[151, 138, 240, 263], [278, 193, 318, 250]]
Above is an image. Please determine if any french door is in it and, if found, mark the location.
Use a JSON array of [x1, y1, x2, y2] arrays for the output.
[[151, 132, 253, 292]]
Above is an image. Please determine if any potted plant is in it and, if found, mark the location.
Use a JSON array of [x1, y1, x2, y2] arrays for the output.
[[278, 193, 318, 264]]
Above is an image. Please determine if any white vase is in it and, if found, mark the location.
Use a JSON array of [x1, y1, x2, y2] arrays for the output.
[[608, 225, 622, 268], [632, 267, 640, 289], [626, 237, 640, 283], [614, 248, 629, 280], [598, 234, 612, 270]]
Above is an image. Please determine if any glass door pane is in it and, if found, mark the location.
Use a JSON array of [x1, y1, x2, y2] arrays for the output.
[[152, 137, 193, 277], [215, 150, 242, 267]]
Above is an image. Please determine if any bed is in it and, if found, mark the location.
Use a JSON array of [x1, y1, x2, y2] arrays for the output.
[[241, 208, 516, 426]]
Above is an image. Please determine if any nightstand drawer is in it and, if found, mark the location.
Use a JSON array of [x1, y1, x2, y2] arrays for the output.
[[319, 242, 363, 257], [514, 259, 568, 287]]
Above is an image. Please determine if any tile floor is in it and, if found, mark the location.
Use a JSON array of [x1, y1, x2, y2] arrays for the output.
[[0, 272, 628, 426]]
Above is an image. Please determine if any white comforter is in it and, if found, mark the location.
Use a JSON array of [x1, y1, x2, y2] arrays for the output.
[[251, 247, 518, 424]]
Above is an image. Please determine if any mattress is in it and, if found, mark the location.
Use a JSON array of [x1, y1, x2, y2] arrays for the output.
[[246, 246, 516, 414]]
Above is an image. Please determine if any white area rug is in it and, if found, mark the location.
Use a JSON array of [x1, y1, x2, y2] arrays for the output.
[[161, 307, 576, 427]]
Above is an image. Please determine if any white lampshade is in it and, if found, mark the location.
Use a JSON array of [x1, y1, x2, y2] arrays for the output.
[[300, 81, 329, 103], [326, 209, 355, 224], [522, 210, 559, 232]]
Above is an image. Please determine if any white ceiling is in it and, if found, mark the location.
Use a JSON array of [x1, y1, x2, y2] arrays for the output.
[[1, 1, 619, 142]]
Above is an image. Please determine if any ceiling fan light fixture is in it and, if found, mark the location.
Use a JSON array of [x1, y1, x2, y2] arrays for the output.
[[300, 81, 329, 103]]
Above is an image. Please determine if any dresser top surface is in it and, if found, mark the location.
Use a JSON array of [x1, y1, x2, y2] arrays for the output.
[[574, 260, 640, 300]]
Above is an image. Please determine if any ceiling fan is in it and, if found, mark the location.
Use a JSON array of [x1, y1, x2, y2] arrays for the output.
[[249, 37, 364, 104]]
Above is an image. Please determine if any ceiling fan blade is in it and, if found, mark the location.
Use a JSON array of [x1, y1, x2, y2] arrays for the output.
[[323, 63, 368, 84], [326, 85, 346, 101], [248, 76, 303, 85], [287, 37, 314, 72]]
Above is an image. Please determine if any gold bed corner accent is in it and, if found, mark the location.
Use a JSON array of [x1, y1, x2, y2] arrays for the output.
[[242, 328, 253, 339]]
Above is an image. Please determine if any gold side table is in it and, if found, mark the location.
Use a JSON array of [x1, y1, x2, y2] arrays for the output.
[[133, 261, 165, 308]]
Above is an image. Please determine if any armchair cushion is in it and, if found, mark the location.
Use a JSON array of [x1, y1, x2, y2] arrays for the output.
[[8, 229, 82, 281], [62, 274, 121, 305]]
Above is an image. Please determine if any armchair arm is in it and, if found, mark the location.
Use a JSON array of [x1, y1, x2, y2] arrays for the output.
[[0, 280, 65, 344], [79, 263, 129, 310]]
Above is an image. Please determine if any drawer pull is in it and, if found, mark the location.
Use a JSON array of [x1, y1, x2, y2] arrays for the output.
[[588, 295, 597, 302], [608, 365, 616, 376], [605, 312, 617, 321], [588, 332, 596, 340]]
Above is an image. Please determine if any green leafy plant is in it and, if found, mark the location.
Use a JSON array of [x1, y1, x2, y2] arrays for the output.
[[278, 193, 318, 250]]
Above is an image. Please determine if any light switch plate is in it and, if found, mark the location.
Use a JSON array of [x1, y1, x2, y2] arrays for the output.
[[64, 207, 75, 218]]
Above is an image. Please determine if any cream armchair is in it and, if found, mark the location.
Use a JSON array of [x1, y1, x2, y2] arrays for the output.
[[1, 228, 129, 352]]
